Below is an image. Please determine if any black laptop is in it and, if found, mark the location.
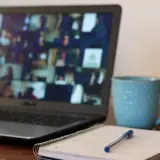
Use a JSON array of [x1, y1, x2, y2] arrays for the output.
[[0, 5, 121, 143]]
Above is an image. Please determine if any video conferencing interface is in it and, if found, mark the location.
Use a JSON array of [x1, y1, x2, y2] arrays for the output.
[[0, 12, 113, 105]]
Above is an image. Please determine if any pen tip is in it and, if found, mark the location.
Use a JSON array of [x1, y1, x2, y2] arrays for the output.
[[104, 146, 110, 153]]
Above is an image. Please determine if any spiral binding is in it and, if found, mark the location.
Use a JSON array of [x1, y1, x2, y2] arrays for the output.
[[33, 124, 103, 157]]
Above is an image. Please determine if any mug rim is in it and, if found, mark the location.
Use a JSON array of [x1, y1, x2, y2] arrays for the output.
[[112, 76, 160, 82]]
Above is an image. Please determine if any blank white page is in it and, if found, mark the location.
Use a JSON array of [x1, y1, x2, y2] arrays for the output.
[[39, 125, 160, 160]]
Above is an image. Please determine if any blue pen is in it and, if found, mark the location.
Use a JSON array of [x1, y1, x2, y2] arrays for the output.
[[104, 130, 134, 153]]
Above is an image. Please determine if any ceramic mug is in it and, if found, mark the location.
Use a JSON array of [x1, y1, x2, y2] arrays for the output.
[[112, 76, 160, 129]]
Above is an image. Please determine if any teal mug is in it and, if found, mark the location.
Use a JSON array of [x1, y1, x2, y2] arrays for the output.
[[112, 76, 160, 129]]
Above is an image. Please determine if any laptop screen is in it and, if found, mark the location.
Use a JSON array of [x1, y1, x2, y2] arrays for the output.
[[0, 12, 113, 106]]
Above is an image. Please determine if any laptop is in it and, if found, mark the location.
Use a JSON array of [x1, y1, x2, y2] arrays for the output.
[[0, 5, 121, 143]]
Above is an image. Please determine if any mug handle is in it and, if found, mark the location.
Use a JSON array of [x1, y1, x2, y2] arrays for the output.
[[156, 118, 160, 125]]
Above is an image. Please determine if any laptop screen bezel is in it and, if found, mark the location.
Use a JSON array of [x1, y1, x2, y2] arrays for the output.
[[0, 5, 122, 117]]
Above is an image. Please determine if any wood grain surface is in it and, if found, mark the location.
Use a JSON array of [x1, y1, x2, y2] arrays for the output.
[[0, 145, 36, 160]]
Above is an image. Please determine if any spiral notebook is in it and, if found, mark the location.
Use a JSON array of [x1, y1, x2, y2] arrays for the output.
[[33, 124, 160, 160]]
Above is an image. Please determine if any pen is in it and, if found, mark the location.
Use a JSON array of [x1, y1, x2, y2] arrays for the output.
[[104, 130, 134, 153]]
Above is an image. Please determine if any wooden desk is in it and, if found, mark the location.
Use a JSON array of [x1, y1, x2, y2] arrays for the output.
[[0, 145, 36, 160]]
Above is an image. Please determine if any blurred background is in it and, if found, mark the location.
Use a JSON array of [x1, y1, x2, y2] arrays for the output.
[[0, 0, 160, 77], [1, 0, 160, 123]]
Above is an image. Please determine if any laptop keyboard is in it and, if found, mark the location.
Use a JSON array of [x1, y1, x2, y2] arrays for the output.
[[0, 109, 84, 127]]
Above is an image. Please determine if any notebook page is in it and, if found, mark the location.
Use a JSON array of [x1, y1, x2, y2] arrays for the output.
[[39, 125, 160, 160]]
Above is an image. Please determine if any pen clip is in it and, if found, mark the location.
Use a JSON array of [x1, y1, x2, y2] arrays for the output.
[[124, 130, 133, 139]]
